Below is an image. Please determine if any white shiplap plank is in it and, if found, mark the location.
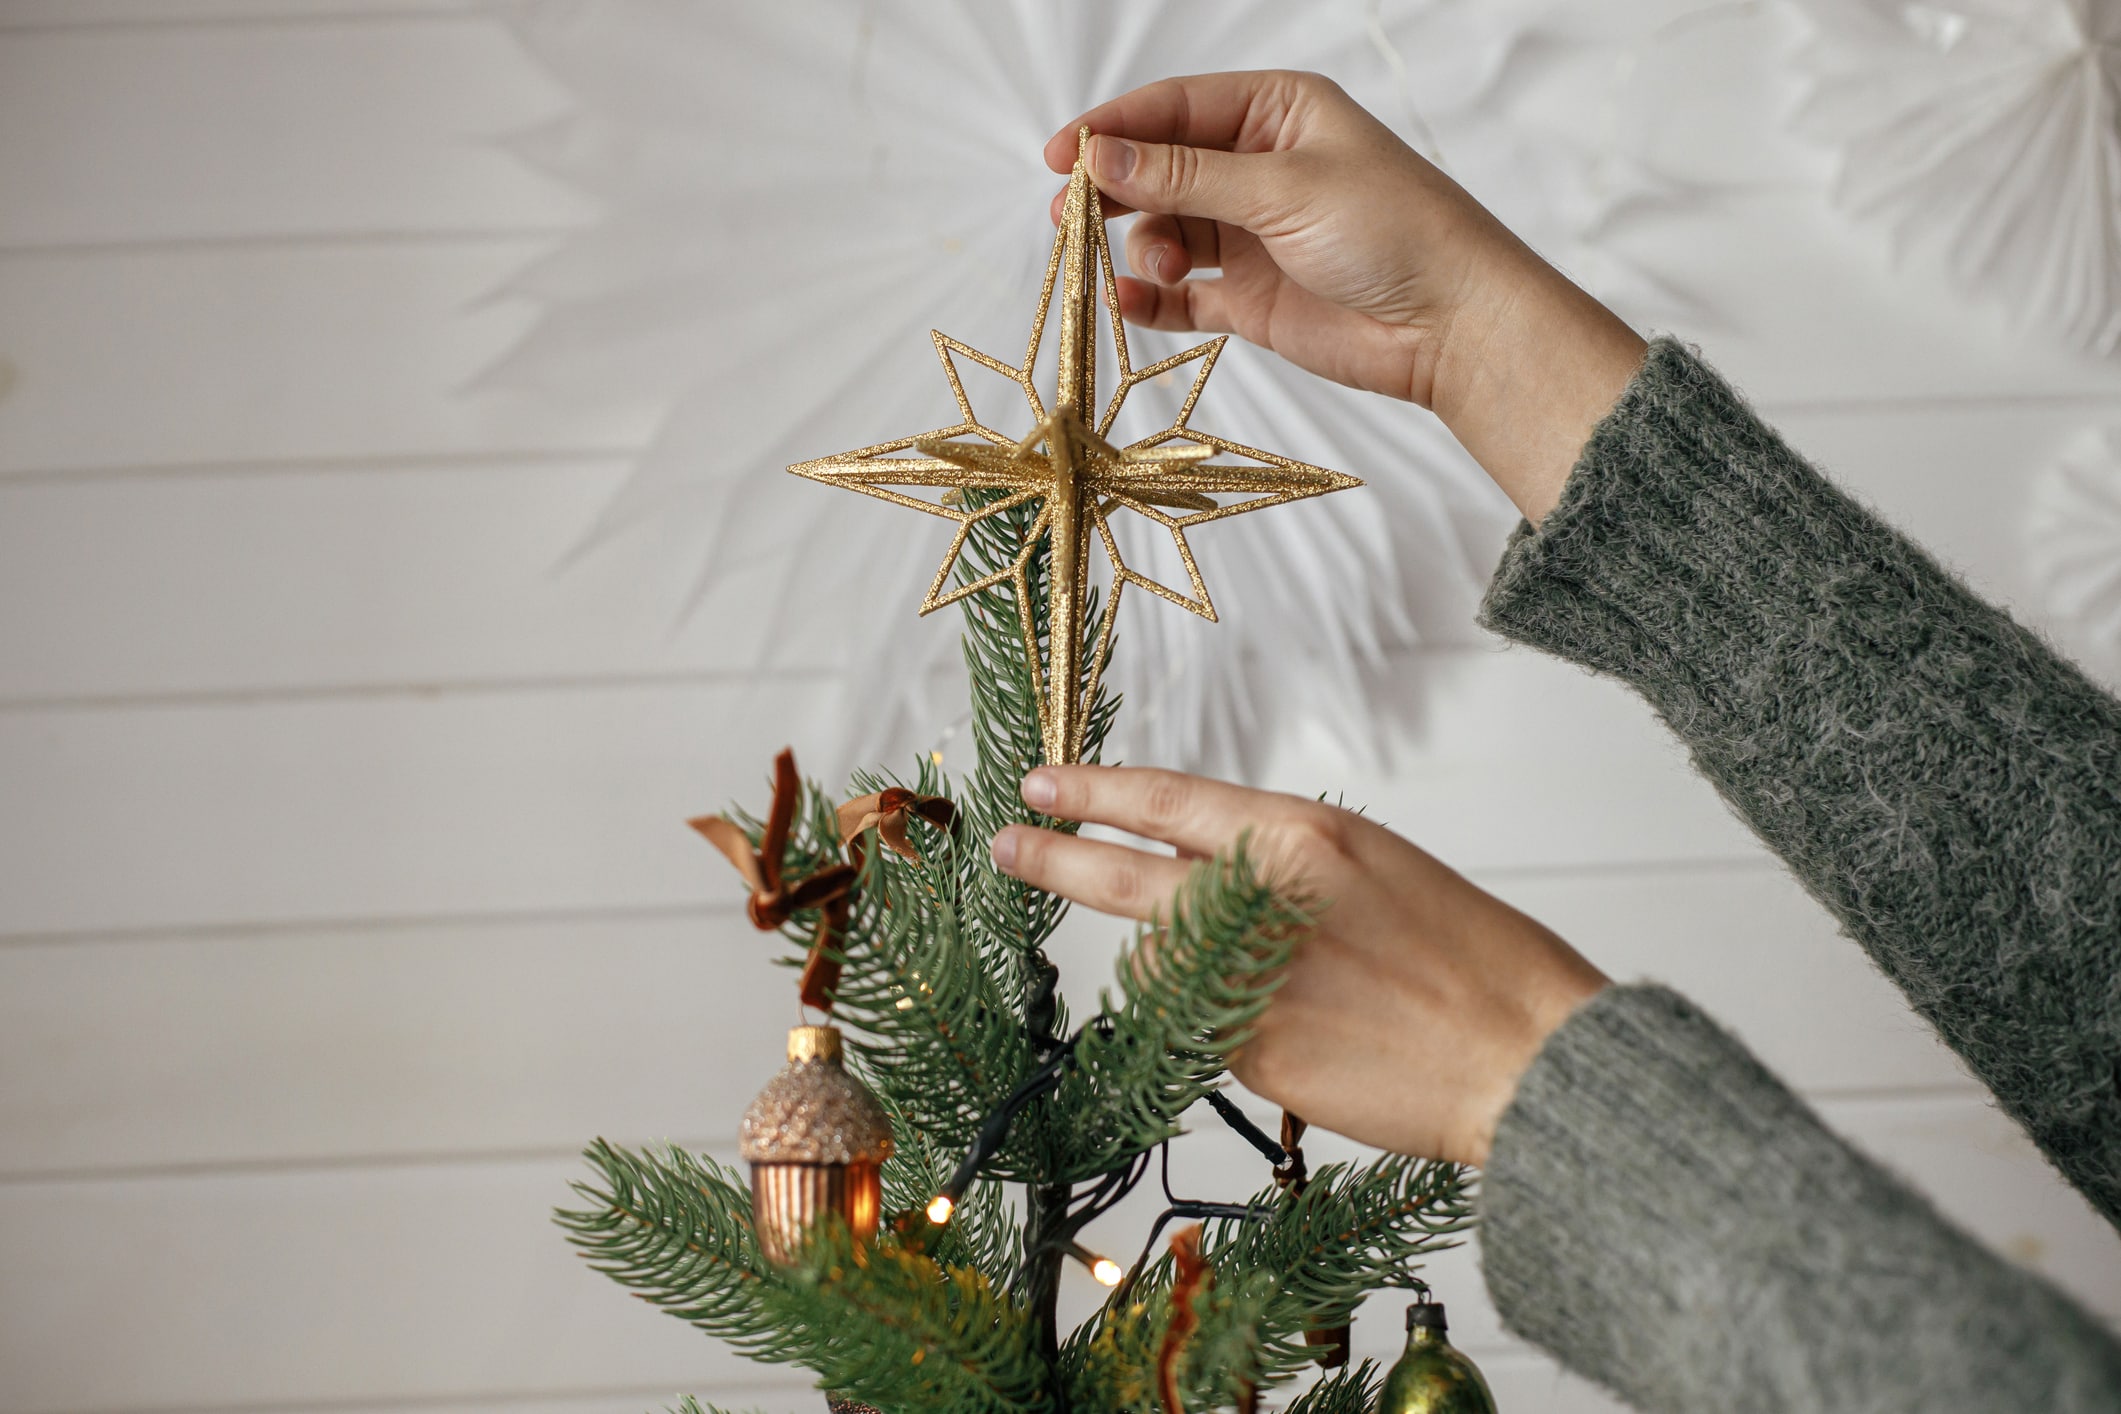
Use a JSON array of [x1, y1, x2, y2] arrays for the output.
[[0, 862, 1966, 1180], [0, 18, 588, 248], [1, 1095, 2109, 1414], [0, 1156, 754, 1414], [0, 242, 656, 477], [0, 400, 2101, 706], [0, 458, 771, 705], [0, 680, 841, 939], [1251, 644, 1758, 876], [0, 653, 1756, 940], [0, 911, 793, 1180], [317, 1388, 823, 1414]]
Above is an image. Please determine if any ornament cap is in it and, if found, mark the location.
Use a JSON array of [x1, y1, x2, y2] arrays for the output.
[[788, 1024, 842, 1063], [1407, 1300, 1449, 1331]]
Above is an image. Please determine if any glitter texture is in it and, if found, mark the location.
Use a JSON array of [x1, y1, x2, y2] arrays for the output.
[[740, 1028, 894, 1166]]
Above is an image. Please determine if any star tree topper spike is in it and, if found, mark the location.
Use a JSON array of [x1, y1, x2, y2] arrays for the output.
[[789, 127, 1362, 763]]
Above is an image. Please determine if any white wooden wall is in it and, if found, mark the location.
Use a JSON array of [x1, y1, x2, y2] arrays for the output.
[[3, 4, 2119, 1413]]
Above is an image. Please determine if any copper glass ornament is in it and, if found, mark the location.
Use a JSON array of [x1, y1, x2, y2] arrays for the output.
[[1375, 1301, 1497, 1414], [740, 1025, 893, 1265]]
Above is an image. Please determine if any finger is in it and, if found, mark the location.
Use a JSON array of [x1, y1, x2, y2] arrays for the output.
[[1177, 216, 1224, 269], [1085, 134, 1287, 229], [1126, 214, 1191, 284], [1020, 764, 1302, 857], [1114, 274, 1233, 333], [1050, 186, 1136, 226], [990, 825, 1193, 924], [1043, 70, 1313, 172], [1126, 214, 1222, 283]]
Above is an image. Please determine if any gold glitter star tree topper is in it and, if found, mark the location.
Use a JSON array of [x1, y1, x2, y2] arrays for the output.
[[790, 127, 1362, 764]]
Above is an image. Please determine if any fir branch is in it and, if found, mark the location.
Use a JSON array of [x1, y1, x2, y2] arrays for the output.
[[1062, 1155, 1469, 1408], [1058, 1255, 1274, 1413], [1283, 1360, 1385, 1414], [1203, 1156, 1475, 1384], [1060, 1285, 1161, 1413], [561, 1143, 1049, 1412], [828, 838, 1043, 1175], [784, 1222, 1053, 1414], [727, 752, 1042, 1174], [953, 488, 1115, 968], [879, 1088, 1018, 1279], [1053, 840, 1311, 1182], [556, 1141, 795, 1361], [1174, 1266, 1277, 1412]]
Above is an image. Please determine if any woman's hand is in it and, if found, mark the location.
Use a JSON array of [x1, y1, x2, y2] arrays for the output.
[[990, 764, 1608, 1168], [1046, 71, 1647, 523]]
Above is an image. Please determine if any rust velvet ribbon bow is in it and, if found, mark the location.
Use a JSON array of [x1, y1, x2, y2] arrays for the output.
[[836, 786, 956, 872], [690, 749, 955, 1012], [689, 749, 857, 1011]]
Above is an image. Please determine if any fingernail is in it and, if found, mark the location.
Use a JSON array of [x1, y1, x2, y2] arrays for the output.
[[1091, 135, 1137, 183], [1021, 768, 1058, 809], [990, 828, 1019, 870], [1146, 245, 1168, 282]]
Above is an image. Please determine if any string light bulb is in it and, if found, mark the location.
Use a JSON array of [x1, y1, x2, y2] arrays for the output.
[[926, 1193, 955, 1225], [1066, 1241, 1123, 1287]]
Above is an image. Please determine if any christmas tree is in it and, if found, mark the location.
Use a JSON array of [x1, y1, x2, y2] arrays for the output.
[[556, 130, 1478, 1414]]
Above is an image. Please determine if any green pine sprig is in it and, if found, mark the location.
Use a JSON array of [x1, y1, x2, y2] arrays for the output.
[[1285, 1360, 1386, 1414], [780, 1220, 1052, 1414], [556, 1141, 786, 1357], [1053, 840, 1311, 1182], [1213, 1155, 1473, 1383]]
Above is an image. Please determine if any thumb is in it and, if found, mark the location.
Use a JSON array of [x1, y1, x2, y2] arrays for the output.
[[1086, 133, 1280, 228]]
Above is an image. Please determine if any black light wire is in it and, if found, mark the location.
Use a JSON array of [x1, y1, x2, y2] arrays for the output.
[[1110, 1093, 1286, 1300]]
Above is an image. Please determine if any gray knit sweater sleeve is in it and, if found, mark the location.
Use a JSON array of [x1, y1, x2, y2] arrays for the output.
[[1470, 338, 2121, 1409], [1482, 985, 2121, 1411]]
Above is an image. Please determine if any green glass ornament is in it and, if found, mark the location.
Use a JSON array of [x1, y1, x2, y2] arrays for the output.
[[1375, 1301, 1497, 1414]]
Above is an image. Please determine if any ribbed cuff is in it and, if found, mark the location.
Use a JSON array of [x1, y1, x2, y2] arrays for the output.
[[1477, 337, 1900, 701]]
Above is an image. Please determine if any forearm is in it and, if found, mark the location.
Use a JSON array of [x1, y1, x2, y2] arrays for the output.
[[1484, 985, 2121, 1412], [1477, 340, 2121, 1225]]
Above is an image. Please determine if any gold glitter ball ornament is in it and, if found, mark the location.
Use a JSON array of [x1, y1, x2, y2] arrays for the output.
[[740, 1025, 894, 1265], [1374, 1302, 1498, 1414]]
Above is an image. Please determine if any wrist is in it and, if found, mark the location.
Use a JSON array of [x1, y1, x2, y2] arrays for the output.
[[1461, 962, 1609, 1168], [1427, 247, 1646, 525]]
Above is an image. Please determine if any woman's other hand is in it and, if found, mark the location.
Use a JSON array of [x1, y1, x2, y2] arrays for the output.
[[1046, 71, 1647, 523], [989, 763, 1608, 1168]]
